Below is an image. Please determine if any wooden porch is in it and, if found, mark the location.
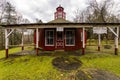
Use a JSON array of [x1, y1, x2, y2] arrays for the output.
[[1, 22, 120, 58]]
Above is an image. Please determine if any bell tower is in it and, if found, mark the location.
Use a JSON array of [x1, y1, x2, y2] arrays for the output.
[[54, 5, 66, 19]]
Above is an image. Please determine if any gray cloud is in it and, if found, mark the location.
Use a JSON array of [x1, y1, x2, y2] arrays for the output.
[[8, 0, 87, 22], [8, 0, 119, 23]]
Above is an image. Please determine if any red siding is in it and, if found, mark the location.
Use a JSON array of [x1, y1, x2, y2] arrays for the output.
[[75, 28, 82, 50], [34, 28, 87, 51], [40, 29, 56, 51]]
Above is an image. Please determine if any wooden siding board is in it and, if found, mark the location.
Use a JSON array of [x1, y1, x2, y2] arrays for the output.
[[37, 28, 86, 51]]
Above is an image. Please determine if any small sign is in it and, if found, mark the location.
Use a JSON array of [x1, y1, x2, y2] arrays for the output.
[[57, 27, 63, 32], [93, 27, 107, 34]]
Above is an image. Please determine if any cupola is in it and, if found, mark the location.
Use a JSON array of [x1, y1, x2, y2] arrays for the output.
[[54, 5, 66, 19]]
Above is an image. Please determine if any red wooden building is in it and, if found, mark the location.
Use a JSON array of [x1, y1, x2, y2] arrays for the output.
[[34, 5, 87, 51], [2, 5, 120, 58]]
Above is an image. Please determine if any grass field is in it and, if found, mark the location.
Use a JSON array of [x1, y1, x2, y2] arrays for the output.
[[0, 42, 120, 80]]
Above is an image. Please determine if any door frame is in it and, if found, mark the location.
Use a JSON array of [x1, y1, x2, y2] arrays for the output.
[[55, 31, 64, 49]]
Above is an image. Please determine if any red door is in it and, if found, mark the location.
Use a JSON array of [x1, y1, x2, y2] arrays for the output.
[[56, 32, 64, 49]]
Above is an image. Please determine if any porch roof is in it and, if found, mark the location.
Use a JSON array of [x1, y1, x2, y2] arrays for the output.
[[48, 18, 71, 23], [1, 23, 120, 29]]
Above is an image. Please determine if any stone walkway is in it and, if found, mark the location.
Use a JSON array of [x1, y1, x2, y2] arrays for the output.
[[9, 50, 36, 57]]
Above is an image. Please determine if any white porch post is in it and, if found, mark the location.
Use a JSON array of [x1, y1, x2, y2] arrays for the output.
[[36, 28, 39, 56], [21, 29, 24, 51], [82, 27, 85, 55], [98, 34, 101, 51], [115, 27, 119, 55], [5, 29, 9, 58]]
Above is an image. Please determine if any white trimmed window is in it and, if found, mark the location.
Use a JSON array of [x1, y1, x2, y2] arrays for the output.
[[65, 30, 75, 46], [45, 30, 54, 46]]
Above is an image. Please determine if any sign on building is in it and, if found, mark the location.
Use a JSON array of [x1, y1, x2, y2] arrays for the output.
[[57, 27, 63, 31], [93, 27, 107, 34]]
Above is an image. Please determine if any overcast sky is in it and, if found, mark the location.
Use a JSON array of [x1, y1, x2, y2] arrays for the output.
[[8, 0, 120, 23]]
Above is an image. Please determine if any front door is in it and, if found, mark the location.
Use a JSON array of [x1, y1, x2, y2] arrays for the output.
[[56, 32, 64, 49]]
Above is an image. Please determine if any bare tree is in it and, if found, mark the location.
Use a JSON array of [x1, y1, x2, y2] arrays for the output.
[[3, 2, 18, 24], [0, 0, 6, 23], [35, 18, 42, 23], [74, 0, 120, 23], [0, 1, 31, 49], [73, 0, 120, 44]]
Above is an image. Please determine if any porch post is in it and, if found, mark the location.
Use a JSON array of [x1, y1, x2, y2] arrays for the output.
[[98, 34, 101, 51], [36, 28, 39, 56], [82, 27, 85, 55], [115, 27, 119, 55], [21, 29, 24, 51], [5, 29, 9, 58]]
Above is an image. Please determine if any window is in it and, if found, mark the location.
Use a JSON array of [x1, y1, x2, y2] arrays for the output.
[[65, 30, 75, 46], [58, 12, 62, 18], [45, 30, 54, 46]]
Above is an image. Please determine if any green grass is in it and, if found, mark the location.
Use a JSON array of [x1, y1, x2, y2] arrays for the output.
[[0, 44, 120, 80], [0, 47, 21, 59], [80, 54, 120, 75], [0, 56, 60, 80]]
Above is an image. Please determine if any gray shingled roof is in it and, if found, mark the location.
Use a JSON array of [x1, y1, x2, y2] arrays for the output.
[[48, 18, 72, 23]]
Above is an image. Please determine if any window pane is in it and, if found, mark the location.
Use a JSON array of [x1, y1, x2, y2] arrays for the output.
[[50, 39, 53, 44], [70, 39, 74, 44], [66, 31, 69, 37], [46, 32, 49, 37], [66, 39, 69, 45], [66, 30, 75, 45], [47, 38, 49, 44], [50, 31, 53, 37], [46, 30, 54, 45]]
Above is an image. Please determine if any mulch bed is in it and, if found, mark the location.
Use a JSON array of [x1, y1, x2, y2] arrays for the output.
[[52, 57, 82, 71]]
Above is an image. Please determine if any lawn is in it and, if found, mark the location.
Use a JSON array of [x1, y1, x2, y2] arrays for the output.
[[0, 44, 120, 80]]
